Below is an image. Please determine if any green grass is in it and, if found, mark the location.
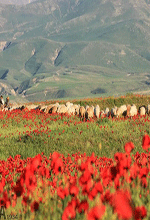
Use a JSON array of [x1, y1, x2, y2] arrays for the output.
[[0, 100, 149, 161]]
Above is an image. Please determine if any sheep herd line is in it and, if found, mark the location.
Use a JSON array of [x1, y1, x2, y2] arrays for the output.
[[6, 101, 150, 119]]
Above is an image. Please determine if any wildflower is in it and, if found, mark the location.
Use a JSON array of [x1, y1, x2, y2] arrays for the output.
[[62, 203, 76, 220], [142, 134, 150, 151], [30, 201, 39, 212], [112, 189, 133, 219], [134, 205, 147, 220], [87, 204, 105, 220], [124, 142, 134, 154], [78, 200, 89, 214]]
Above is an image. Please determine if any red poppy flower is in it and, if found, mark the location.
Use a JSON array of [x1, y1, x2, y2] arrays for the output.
[[57, 186, 69, 199], [113, 189, 133, 219], [142, 134, 150, 151], [13, 182, 24, 197], [62, 203, 76, 220], [78, 200, 89, 214], [87, 204, 106, 220], [134, 205, 147, 220], [69, 184, 79, 197], [30, 201, 39, 212], [124, 142, 134, 154], [31, 154, 42, 171]]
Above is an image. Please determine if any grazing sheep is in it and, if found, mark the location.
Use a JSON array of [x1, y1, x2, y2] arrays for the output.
[[94, 105, 100, 118], [4, 107, 9, 111], [57, 105, 68, 114], [85, 107, 94, 120], [129, 104, 137, 117], [85, 105, 89, 111], [66, 102, 73, 108], [105, 107, 110, 117], [0, 105, 4, 111], [126, 104, 131, 117], [51, 106, 58, 114], [66, 101, 70, 106], [74, 104, 80, 115], [116, 105, 127, 117], [36, 105, 46, 111], [67, 106, 75, 115], [122, 104, 131, 117], [100, 110, 105, 117], [79, 106, 86, 118], [8, 104, 18, 111], [17, 105, 26, 111], [45, 104, 53, 114], [111, 106, 117, 118], [40, 105, 47, 112], [54, 102, 60, 107], [147, 104, 150, 115], [25, 104, 38, 111], [139, 106, 146, 116], [91, 105, 95, 112]]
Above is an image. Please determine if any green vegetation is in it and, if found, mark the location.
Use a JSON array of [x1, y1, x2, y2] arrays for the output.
[[0, 94, 150, 160], [0, 1, 150, 101]]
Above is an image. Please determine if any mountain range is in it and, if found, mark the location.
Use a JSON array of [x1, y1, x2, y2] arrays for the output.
[[0, 0, 150, 102]]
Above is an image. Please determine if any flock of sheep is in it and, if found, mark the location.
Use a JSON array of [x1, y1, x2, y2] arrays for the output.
[[10, 101, 150, 120]]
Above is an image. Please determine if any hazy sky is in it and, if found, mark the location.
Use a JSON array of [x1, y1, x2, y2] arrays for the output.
[[0, 0, 37, 5]]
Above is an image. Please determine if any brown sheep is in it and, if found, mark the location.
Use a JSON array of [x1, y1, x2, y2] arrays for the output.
[[79, 106, 85, 118], [51, 106, 58, 114], [74, 104, 80, 115], [122, 104, 131, 117], [45, 105, 53, 114], [126, 105, 131, 117], [147, 105, 150, 115], [85, 107, 94, 120]]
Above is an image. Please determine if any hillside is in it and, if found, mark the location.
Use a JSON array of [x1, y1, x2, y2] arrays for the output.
[[0, 0, 150, 101]]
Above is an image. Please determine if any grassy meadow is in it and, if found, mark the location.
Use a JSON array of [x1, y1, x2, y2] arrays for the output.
[[0, 94, 150, 160]]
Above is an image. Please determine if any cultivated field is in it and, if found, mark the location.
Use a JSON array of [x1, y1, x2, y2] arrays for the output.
[[0, 94, 150, 219]]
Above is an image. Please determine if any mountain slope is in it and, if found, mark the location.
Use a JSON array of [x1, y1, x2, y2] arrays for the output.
[[0, 0, 150, 101]]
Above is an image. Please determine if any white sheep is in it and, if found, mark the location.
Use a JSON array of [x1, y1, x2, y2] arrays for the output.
[[54, 102, 60, 107], [74, 104, 80, 115], [129, 104, 137, 117], [116, 105, 127, 117], [105, 107, 110, 117], [25, 104, 38, 110], [85, 105, 89, 111], [66, 102, 73, 108], [146, 105, 150, 115], [139, 106, 146, 116], [51, 106, 58, 114], [67, 106, 75, 115], [100, 110, 105, 117], [94, 105, 100, 118], [111, 106, 117, 117], [57, 105, 68, 114], [44, 104, 53, 114]]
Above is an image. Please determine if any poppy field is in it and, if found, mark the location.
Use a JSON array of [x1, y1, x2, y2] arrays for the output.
[[0, 94, 150, 219]]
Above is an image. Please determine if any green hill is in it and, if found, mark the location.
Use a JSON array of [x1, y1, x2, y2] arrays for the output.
[[0, 0, 150, 101]]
